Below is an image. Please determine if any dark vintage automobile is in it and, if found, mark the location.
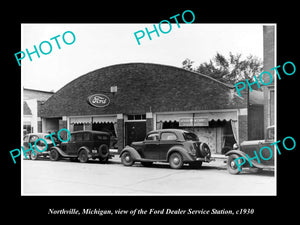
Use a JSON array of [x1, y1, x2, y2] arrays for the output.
[[120, 129, 212, 169], [23, 133, 60, 160], [49, 130, 111, 163], [225, 125, 275, 174]]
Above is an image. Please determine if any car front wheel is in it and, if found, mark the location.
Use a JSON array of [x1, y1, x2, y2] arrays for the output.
[[227, 154, 242, 175], [78, 149, 89, 163], [49, 149, 60, 161], [121, 151, 134, 166], [169, 152, 183, 169], [31, 151, 38, 160]]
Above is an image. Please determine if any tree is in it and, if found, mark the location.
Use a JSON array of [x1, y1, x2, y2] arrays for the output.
[[182, 58, 194, 71], [182, 52, 263, 86]]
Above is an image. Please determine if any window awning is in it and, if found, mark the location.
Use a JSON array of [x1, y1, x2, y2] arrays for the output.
[[69, 116, 117, 124], [70, 117, 92, 124], [156, 111, 237, 122], [93, 116, 116, 124]]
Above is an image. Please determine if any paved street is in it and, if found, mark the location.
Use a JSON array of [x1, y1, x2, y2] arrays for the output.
[[22, 156, 276, 195]]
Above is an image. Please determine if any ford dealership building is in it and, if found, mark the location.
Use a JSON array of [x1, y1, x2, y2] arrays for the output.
[[38, 63, 252, 154]]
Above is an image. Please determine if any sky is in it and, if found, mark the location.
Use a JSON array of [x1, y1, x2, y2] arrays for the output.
[[21, 23, 265, 92]]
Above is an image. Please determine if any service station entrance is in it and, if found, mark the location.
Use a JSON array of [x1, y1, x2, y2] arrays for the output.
[[124, 114, 147, 146]]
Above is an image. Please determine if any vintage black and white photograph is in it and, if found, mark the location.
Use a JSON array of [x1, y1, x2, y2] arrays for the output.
[[21, 23, 277, 196]]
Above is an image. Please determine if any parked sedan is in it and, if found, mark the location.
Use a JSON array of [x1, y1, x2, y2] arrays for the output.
[[23, 133, 59, 160], [120, 129, 212, 169]]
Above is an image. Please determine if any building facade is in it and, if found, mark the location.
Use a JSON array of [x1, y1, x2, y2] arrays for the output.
[[263, 25, 275, 136], [23, 88, 54, 134], [38, 63, 249, 154]]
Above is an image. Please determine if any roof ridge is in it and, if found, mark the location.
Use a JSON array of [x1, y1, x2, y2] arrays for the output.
[[95, 62, 235, 89], [187, 70, 235, 89]]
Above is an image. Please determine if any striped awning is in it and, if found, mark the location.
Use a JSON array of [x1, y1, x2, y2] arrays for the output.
[[69, 116, 116, 124], [93, 116, 116, 123], [70, 117, 92, 124], [156, 111, 237, 122]]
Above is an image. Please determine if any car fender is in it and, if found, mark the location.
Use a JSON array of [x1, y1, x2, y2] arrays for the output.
[[78, 146, 90, 153], [78, 146, 92, 157], [119, 146, 142, 161], [50, 146, 69, 157], [167, 146, 194, 162], [225, 150, 247, 158], [225, 150, 264, 168]]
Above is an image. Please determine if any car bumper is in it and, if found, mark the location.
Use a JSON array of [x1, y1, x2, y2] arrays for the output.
[[187, 153, 213, 162], [90, 150, 101, 158], [195, 157, 214, 162], [90, 149, 111, 159]]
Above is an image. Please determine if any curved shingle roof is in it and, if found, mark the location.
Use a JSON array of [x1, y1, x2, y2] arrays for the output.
[[39, 63, 247, 117]]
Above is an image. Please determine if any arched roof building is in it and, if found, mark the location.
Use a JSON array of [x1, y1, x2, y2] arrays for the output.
[[39, 63, 249, 153]]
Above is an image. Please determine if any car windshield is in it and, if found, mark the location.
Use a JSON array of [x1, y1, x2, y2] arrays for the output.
[[183, 132, 199, 141]]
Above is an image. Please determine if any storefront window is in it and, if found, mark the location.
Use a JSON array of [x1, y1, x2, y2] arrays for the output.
[[92, 122, 117, 149], [73, 124, 84, 131], [23, 124, 32, 134], [92, 122, 116, 136], [162, 121, 179, 129], [161, 120, 235, 155]]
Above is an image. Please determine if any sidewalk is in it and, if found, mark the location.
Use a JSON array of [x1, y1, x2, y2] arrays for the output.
[[109, 151, 227, 166]]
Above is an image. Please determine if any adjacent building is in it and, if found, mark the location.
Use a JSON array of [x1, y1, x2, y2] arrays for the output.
[[263, 25, 275, 136], [23, 88, 54, 134]]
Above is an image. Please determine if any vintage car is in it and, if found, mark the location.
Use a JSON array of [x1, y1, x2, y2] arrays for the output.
[[49, 130, 111, 163], [225, 125, 275, 174], [23, 133, 60, 160], [120, 129, 212, 169]]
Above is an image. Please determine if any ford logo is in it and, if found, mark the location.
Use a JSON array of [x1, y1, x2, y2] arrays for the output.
[[87, 94, 110, 107]]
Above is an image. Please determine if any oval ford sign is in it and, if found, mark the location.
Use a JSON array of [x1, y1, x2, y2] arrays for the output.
[[87, 94, 110, 107]]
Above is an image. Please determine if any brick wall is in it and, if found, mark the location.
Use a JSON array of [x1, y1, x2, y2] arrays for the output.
[[146, 118, 153, 133], [238, 115, 248, 143], [117, 118, 124, 152], [58, 119, 68, 140]]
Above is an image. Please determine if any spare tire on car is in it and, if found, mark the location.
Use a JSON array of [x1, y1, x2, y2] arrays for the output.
[[98, 144, 109, 159], [199, 143, 211, 158]]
